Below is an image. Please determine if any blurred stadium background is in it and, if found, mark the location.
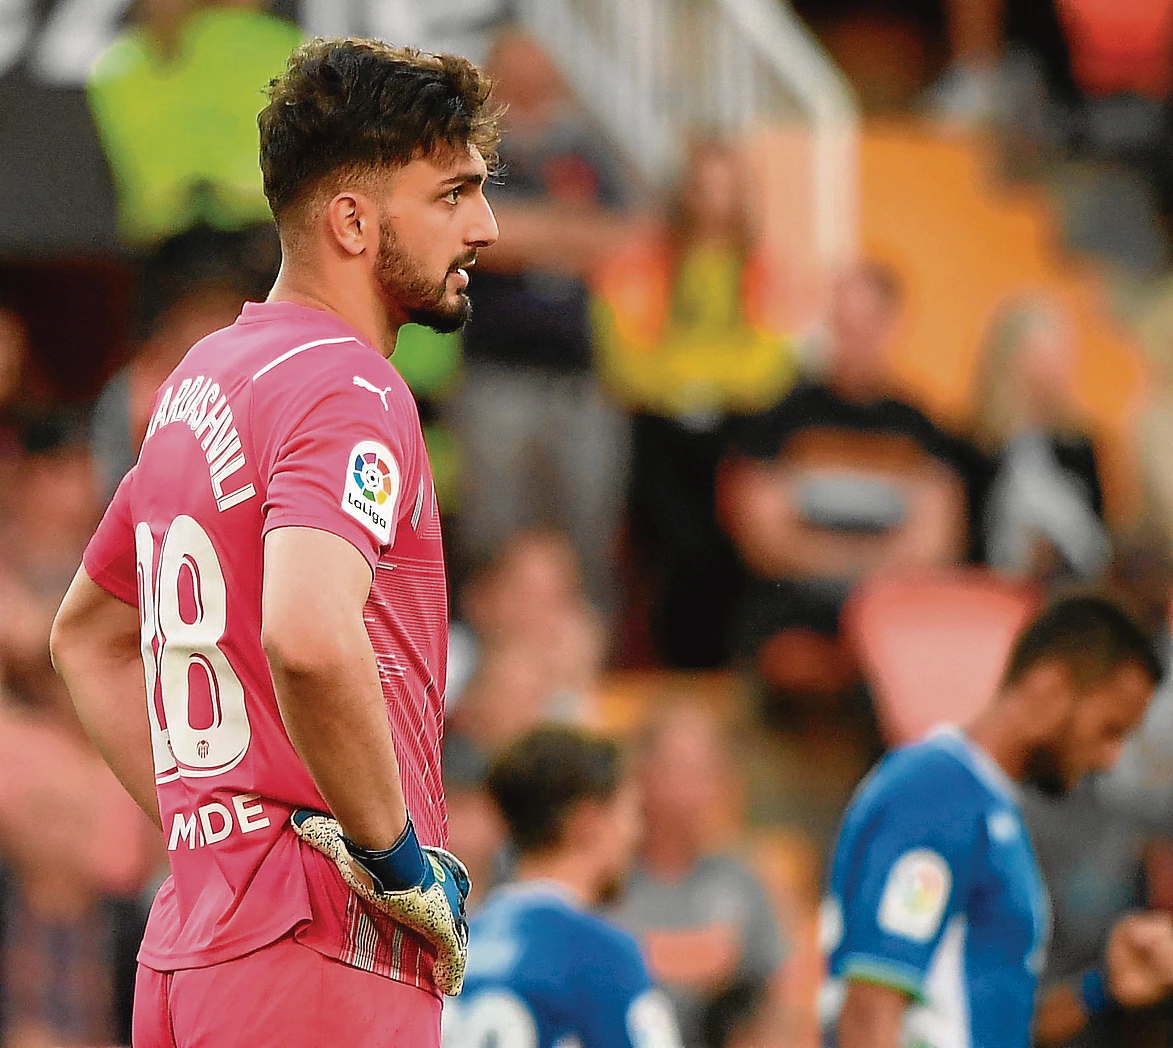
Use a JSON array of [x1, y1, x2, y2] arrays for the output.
[[4, 0, 1173, 1045]]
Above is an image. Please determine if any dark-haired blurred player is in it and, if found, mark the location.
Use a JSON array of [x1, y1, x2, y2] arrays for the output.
[[446, 726, 684, 1048], [824, 594, 1173, 1048], [50, 38, 499, 1048]]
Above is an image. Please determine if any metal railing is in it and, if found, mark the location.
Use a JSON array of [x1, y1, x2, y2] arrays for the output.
[[515, 0, 859, 269]]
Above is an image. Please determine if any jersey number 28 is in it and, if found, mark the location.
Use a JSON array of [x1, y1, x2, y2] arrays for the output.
[[135, 516, 252, 783]]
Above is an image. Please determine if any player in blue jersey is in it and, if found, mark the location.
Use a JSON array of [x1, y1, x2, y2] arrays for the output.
[[824, 593, 1173, 1048], [443, 726, 683, 1048]]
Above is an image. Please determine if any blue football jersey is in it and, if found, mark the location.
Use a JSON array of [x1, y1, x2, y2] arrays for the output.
[[445, 882, 682, 1048], [821, 728, 1051, 1048]]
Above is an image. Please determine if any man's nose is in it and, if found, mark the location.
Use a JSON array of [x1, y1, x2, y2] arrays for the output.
[[467, 196, 498, 249]]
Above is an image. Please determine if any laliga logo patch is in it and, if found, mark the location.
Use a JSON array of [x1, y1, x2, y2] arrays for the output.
[[354, 453, 393, 505], [343, 441, 399, 543], [878, 849, 952, 943]]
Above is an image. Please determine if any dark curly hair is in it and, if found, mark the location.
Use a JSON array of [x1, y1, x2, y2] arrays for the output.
[[486, 726, 625, 855], [259, 38, 502, 222]]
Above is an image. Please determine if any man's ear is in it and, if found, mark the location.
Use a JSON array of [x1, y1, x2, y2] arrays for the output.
[[324, 191, 377, 258]]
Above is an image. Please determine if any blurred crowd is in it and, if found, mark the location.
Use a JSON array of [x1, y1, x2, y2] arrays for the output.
[[7, 0, 1173, 1046]]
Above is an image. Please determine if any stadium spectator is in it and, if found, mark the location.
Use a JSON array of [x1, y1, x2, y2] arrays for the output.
[[90, 224, 276, 500], [454, 28, 644, 614], [916, 0, 1006, 125], [609, 705, 794, 1048], [448, 529, 605, 727], [0, 434, 154, 1047], [971, 294, 1110, 586], [0, 443, 102, 725], [86, 0, 302, 246], [718, 261, 982, 701], [594, 137, 797, 669], [448, 725, 684, 1048]]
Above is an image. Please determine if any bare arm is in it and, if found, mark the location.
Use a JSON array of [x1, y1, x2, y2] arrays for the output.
[[262, 526, 407, 851], [50, 567, 161, 830], [1034, 984, 1089, 1046], [838, 980, 909, 1048], [719, 460, 965, 580]]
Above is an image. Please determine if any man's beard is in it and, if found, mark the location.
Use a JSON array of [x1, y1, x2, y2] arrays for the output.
[[376, 222, 471, 334], [595, 870, 629, 908], [1022, 742, 1070, 798]]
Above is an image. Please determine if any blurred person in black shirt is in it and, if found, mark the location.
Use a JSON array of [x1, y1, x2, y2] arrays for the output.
[[719, 261, 985, 701], [454, 29, 645, 615]]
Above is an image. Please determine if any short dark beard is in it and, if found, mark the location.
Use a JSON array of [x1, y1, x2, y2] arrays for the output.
[[375, 219, 471, 334], [1023, 743, 1069, 798], [595, 871, 628, 908]]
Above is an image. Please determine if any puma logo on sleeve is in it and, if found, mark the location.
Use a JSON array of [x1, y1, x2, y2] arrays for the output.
[[353, 375, 396, 411]]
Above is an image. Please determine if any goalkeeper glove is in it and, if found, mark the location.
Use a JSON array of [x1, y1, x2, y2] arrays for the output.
[[291, 808, 470, 995]]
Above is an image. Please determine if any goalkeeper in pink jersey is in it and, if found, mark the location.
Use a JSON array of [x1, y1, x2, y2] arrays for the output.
[[50, 38, 499, 1048]]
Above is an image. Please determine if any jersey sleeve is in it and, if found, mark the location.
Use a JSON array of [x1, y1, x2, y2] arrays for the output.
[[82, 469, 139, 606], [827, 764, 982, 1001], [259, 360, 417, 575], [575, 926, 684, 1048]]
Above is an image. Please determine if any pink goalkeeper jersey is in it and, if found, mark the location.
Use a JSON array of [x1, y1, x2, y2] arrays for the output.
[[83, 300, 449, 995]]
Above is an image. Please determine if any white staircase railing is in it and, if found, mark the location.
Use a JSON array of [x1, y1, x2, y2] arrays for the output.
[[515, 0, 858, 269]]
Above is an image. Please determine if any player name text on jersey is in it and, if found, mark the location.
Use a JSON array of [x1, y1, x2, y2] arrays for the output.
[[144, 376, 257, 512]]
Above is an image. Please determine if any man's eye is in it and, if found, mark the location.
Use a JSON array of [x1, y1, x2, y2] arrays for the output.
[[444, 187, 461, 204]]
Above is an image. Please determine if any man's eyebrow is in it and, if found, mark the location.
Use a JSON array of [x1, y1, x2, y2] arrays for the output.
[[440, 171, 487, 188]]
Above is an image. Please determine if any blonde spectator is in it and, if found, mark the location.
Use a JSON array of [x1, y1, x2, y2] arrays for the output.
[[972, 295, 1110, 583]]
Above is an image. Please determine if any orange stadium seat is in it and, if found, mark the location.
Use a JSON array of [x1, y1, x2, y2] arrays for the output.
[[843, 569, 1040, 746]]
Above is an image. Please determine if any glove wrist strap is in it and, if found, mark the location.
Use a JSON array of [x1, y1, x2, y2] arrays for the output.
[[344, 816, 427, 893]]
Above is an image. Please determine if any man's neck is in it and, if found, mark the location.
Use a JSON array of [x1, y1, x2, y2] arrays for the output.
[[965, 704, 1028, 785], [512, 853, 597, 907], [269, 263, 401, 359]]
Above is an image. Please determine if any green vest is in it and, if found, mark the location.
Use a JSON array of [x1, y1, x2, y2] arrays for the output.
[[87, 8, 302, 245]]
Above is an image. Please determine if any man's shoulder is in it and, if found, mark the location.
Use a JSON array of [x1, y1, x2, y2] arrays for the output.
[[239, 313, 406, 409], [851, 734, 992, 821], [484, 887, 641, 955], [471, 887, 643, 984]]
